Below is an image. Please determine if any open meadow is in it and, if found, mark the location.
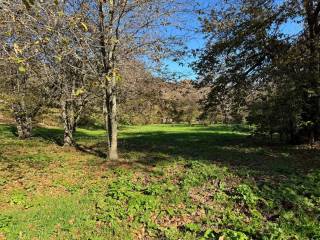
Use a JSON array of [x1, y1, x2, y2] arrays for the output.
[[1, 124, 319, 239]]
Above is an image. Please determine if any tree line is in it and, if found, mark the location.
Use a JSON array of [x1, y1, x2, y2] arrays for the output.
[[1, 0, 318, 163]]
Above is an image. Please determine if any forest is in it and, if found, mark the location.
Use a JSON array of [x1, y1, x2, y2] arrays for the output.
[[0, 0, 319, 239]]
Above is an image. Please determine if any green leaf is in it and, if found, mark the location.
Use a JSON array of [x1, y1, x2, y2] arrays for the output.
[[80, 22, 88, 32], [75, 88, 85, 96], [184, 223, 201, 232], [54, 55, 62, 63], [18, 65, 26, 74], [15, 58, 25, 64]]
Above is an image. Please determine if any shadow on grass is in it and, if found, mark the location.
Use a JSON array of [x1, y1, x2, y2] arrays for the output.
[[117, 130, 320, 176], [33, 127, 65, 146], [33, 127, 105, 146], [0, 124, 107, 171], [75, 143, 107, 158], [0, 124, 19, 138], [34, 125, 320, 175], [3, 123, 319, 238], [2, 124, 320, 176]]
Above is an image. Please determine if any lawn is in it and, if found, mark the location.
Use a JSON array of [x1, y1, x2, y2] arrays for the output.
[[0, 124, 319, 239]]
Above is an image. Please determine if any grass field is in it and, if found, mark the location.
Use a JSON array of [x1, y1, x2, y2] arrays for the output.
[[0, 124, 320, 239]]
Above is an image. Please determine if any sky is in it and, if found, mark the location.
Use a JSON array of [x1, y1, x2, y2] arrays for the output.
[[164, 35, 206, 80], [164, 0, 303, 81], [163, 0, 210, 81]]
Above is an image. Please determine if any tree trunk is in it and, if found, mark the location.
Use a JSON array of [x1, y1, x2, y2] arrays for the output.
[[303, 0, 320, 144], [288, 119, 298, 144], [99, 1, 119, 161], [13, 75, 33, 139], [63, 128, 74, 146], [16, 116, 32, 139], [61, 99, 75, 146], [104, 73, 118, 161], [12, 103, 32, 139], [309, 129, 315, 145], [108, 96, 118, 161]]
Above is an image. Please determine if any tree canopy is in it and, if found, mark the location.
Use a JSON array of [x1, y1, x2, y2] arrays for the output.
[[194, 0, 320, 143]]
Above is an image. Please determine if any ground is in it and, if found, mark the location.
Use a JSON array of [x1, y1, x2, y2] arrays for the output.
[[0, 124, 319, 239]]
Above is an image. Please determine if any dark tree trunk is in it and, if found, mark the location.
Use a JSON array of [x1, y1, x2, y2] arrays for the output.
[[303, 0, 320, 144], [287, 119, 298, 144], [309, 129, 315, 145]]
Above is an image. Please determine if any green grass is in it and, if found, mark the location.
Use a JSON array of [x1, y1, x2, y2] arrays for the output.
[[0, 123, 319, 239]]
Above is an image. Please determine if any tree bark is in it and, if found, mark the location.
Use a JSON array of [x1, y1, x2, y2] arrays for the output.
[[15, 115, 32, 139], [12, 74, 33, 139], [107, 72, 118, 160], [61, 99, 75, 146], [99, 1, 119, 160]]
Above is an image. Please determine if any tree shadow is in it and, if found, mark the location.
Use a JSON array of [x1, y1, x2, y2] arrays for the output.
[[32, 127, 104, 147], [33, 127, 65, 146], [75, 143, 107, 158], [118, 130, 320, 176], [31, 124, 316, 177], [3, 123, 318, 237], [2, 124, 19, 138], [3, 124, 319, 177]]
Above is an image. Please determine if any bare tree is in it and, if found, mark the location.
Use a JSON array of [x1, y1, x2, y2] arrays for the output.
[[91, 0, 196, 160], [42, 1, 98, 146], [0, 1, 58, 138]]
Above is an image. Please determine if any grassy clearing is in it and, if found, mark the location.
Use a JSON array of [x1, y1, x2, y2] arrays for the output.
[[0, 124, 319, 239]]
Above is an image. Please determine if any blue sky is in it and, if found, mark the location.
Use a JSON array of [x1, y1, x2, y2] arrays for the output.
[[163, 0, 210, 80], [164, 36, 205, 80], [280, 19, 303, 36], [164, 0, 303, 81]]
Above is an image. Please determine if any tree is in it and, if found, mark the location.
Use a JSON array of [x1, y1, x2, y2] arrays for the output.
[[0, 0, 58, 138], [0, 0, 202, 156], [48, 1, 98, 146], [160, 80, 203, 124], [194, 0, 320, 143], [301, 0, 320, 143], [91, 0, 197, 160]]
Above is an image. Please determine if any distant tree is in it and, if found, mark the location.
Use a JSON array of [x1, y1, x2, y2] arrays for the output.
[[117, 62, 204, 126], [117, 61, 164, 125], [0, 0, 97, 144], [161, 80, 203, 124]]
